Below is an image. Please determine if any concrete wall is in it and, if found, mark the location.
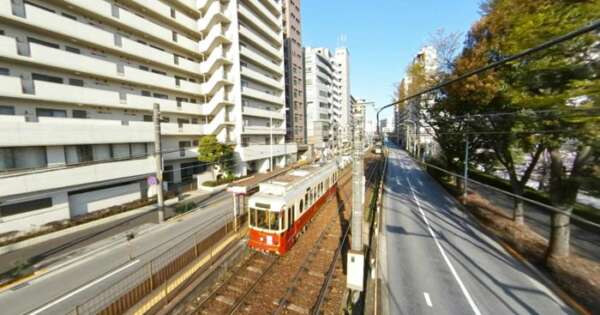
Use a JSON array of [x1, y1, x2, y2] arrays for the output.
[[69, 182, 141, 217]]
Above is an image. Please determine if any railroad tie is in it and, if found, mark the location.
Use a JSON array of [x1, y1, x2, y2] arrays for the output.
[[308, 271, 326, 279], [215, 295, 235, 306], [236, 275, 254, 282], [246, 266, 262, 273], [286, 303, 310, 315], [228, 285, 244, 293]]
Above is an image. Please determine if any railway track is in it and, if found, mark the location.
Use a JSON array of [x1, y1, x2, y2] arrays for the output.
[[172, 158, 382, 315], [189, 251, 278, 314]]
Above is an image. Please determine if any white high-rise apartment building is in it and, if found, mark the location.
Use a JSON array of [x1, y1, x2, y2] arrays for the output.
[[333, 48, 351, 147], [396, 46, 439, 157], [0, 0, 294, 232], [304, 46, 350, 152]]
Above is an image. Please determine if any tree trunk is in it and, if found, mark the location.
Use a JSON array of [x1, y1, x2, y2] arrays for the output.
[[547, 207, 572, 258], [513, 198, 525, 225]]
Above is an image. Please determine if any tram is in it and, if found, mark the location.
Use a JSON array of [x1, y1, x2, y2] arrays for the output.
[[247, 161, 342, 255]]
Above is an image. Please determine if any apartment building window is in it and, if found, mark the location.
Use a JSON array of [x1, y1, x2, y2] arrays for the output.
[[143, 115, 152, 122], [68, 78, 84, 87], [0, 147, 47, 172], [65, 46, 80, 54], [141, 90, 151, 97], [241, 80, 249, 88], [131, 143, 146, 157], [66, 145, 93, 165], [0, 67, 8, 76], [0, 105, 15, 115], [170, 8, 176, 18], [153, 93, 168, 99], [139, 65, 149, 71], [176, 97, 187, 107], [36, 108, 67, 117], [61, 12, 77, 20], [151, 69, 166, 75], [0, 197, 53, 217], [28, 37, 59, 49], [172, 31, 178, 42], [73, 110, 87, 118], [32, 73, 63, 84]]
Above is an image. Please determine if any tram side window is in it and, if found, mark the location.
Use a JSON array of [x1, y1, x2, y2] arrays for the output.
[[299, 200, 304, 213], [304, 191, 309, 209], [256, 209, 279, 230], [249, 207, 256, 227]]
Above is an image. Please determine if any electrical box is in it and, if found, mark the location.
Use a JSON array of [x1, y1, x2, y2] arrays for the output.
[[346, 250, 364, 291]]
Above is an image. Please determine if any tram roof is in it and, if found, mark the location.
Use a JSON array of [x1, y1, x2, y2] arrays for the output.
[[253, 161, 336, 198]]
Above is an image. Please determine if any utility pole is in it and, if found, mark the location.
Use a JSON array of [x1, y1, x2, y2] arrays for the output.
[[347, 100, 370, 295], [153, 103, 165, 223], [270, 116, 273, 172]]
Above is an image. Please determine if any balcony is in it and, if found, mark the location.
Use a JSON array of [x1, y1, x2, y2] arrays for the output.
[[0, 157, 155, 198], [198, 23, 230, 55], [197, 0, 229, 34], [0, 115, 153, 147], [242, 87, 283, 105], [125, 94, 204, 115], [161, 123, 206, 136], [163, 147, 199, 161], [242, 126, 286, 135], [242, 106, 285, 120], [11, 3, 115, 48], [239, 143, 298, 161], [243, 0, 281, 29], [240, 46, 282, 75], [238, 3, 281, 45], [128, 0, 197, 33], [36, 80, 121, 107], [241, 66, 283, 90], [0, 75, 24, 98], [239, 24, 281, 60], [29, 42, 118, 78]]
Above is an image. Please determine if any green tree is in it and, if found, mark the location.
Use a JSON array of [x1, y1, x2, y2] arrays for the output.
[[197, 135, 235, 178], [433, 0, 600, 257]]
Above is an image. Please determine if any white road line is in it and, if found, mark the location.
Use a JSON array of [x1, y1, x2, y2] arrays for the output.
[[406, 175, 482, 315], [424, 292, 433, 307], [28, 259, 140, 315]]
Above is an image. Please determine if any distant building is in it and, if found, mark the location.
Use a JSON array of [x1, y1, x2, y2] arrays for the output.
[[396, 46, 440, 158], [0, 0, 294, 232], [282, 0, 306, 146], [304, 47, 351, 153]]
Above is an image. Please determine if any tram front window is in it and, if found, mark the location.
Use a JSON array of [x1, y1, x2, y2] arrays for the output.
[[255, 209, 280, 230]]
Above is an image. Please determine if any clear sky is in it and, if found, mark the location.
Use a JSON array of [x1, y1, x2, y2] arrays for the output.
[[301, 0, 483, 126]]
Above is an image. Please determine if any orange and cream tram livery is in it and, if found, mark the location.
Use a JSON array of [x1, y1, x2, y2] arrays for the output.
[[247, 161, 342, 255]]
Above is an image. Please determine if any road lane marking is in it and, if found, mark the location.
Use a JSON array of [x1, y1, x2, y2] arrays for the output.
[[27, 259, 140, 315], [406, 176, 482, 315], [424, 292, 432, 307]]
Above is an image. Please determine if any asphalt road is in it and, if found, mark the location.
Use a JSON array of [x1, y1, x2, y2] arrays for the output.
[[379, 145, 575, 315], [0, 190, 230, 276], [0, 191, 233, 315]]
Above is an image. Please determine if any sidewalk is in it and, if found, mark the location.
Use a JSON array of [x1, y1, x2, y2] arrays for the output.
[[469, 183, 600, 262], [0, 189, 229, 278]]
